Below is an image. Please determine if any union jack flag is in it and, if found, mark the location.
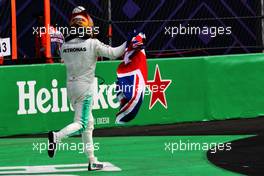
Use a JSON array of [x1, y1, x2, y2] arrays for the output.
[[116, 33, 147, 124]]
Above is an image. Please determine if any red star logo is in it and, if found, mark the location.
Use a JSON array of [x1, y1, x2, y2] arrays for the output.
[[147, 65, 172, 109]]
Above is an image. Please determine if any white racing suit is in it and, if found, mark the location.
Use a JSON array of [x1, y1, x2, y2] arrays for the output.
[[56, 37, 126, 162]]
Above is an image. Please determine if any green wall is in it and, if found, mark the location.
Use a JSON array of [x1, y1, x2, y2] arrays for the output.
[[1, 53, 264, 136]]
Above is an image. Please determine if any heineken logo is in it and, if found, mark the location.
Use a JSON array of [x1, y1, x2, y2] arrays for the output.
[[16, 65, 172, 115], [16, 78, 119, 115]]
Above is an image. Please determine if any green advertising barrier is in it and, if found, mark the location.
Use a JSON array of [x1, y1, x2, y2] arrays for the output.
[[1, 53, 264, 137]]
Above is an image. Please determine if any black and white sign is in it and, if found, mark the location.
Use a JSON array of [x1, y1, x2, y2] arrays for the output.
[[0, 38, 11, 57]]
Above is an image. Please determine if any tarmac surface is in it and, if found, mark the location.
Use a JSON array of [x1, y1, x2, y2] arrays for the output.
[[208, 135, 264, 176]]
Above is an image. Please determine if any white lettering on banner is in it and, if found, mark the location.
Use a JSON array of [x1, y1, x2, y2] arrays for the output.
[[36, 88, 51, 113], [0, 38, 11, 57], [17, 79, 119, 115], [17, 81, 37, 115], [93, 84, 109, 109], [60, 88, 69, 112], [107, 84, 119, 109], [51, 79, 60, 112], [96, 117, 110, 125]]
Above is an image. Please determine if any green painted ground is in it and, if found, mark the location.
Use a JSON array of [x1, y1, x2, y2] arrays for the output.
[[0, 136, 248, 176]]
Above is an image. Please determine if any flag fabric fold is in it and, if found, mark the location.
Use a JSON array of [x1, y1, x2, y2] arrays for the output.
[[115, 33, 148, 124]]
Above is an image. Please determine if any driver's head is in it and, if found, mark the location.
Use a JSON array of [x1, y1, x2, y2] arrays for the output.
[[69, 6, 94, 36]]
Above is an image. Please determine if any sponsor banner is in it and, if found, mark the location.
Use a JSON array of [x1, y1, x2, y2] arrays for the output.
[[1, 54, 264, 136]]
